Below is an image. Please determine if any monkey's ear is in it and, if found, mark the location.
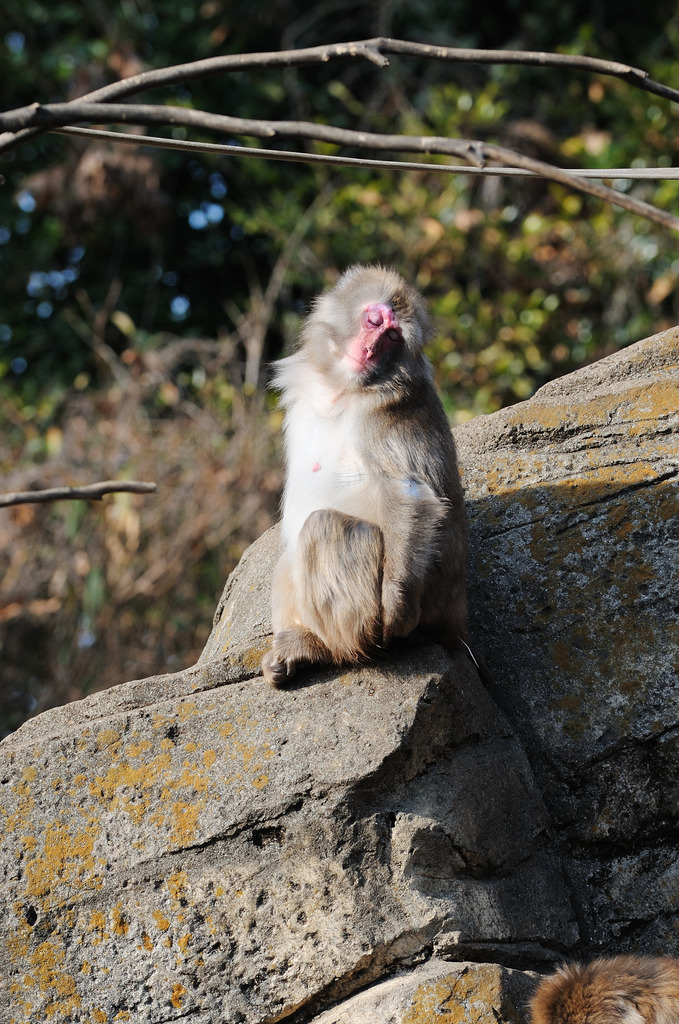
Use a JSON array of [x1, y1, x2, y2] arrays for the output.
[[320, 322, 342, 357]]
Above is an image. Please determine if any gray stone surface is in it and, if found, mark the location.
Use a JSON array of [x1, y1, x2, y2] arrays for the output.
[[1, 325, 677, 1022], [458, 324, 679, 956], [309, 959, 538, 1024], [0, 644, 569, 1022]]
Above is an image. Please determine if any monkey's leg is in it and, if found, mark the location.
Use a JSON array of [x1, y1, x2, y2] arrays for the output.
[[263, 552, 332, 687], [294, 509, 384, 663], [263, 510, 383, 686]]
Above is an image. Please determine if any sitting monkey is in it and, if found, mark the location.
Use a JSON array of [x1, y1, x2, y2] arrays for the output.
[[262, 265, 468, 687]]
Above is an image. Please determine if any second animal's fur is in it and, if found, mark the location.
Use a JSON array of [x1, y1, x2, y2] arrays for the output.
[[530, 955, 679, 1024], [262, 265, 468, 687]]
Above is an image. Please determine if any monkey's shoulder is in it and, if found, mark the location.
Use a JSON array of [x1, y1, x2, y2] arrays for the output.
[[373, 376, 451, 432], [367, 383, 459, 484]]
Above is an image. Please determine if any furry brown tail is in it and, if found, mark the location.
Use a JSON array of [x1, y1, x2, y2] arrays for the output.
[[530, 955, 679, 1024]]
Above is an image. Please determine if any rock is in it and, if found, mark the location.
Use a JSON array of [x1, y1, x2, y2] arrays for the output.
[[308, 959, 538, 1024], [1, 325, 677, 1022], [457, 324, 679, 954], [0, 642, 568, 1022], [199, 523, 277, 667]]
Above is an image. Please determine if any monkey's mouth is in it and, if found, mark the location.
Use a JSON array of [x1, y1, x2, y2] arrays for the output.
[[349, 328, 402, 376], [381, 327, 402, 346], [342, 303, 403, 377], [364, 327, 402, 365]]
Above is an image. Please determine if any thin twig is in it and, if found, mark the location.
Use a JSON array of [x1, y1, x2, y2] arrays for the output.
[[53, 126, 679, 179], [0, 481, 158, 508]]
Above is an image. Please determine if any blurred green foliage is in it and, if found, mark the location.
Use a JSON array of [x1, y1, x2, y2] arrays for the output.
[[1, 0, 678, 418], [1, 0, 679, 732]]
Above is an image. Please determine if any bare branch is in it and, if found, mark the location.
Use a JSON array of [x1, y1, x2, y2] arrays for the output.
[[37, 38, 679, 107], [0, 481, 158, 508], [2, 100, 677, 231], [1, 38, 678, 230]]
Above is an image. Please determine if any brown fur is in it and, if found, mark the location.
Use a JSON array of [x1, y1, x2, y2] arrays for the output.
[[262, 266, 468, 687], [530, 955, 679, 1024]]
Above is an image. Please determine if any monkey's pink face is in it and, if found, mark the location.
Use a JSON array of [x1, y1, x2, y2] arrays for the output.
[[342, 302, 403, 377]]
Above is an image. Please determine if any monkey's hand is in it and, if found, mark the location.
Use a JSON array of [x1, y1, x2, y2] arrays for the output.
[[381, 578, 421, 646], [379, 478, 447, 646]]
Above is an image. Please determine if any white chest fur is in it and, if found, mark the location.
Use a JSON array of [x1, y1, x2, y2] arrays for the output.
[[280, 391, 376, 552]]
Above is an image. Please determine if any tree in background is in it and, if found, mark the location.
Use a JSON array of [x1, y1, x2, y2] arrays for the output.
[[1, 0, 678, 733]]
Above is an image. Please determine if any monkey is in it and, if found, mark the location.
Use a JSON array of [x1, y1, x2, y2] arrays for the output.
[[261, 264, 469, 688], [529, 955, 679, 1024]]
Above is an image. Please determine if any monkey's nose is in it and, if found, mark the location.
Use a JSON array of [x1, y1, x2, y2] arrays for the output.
[[364, 303, 397, 329]]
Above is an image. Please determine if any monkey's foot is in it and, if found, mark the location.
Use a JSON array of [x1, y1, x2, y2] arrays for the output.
[[261, 628, 333, 688], [261, 649, 295, 688]]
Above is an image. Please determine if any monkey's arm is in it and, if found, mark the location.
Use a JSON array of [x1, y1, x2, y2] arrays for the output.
[[369, 387, 466, 647], [377, 474, 448, 644]]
